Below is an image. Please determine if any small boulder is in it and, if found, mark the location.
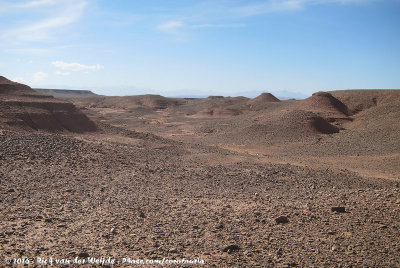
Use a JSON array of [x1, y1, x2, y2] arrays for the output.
[[275, 216, 289, 224], [331, 207, 346, 213], [78, 252, 89, 258], [168, 248, 178, 253], [222, 244, 240, 253], [216, 223, 224, 229], [138, 211, 146, 218], [378, 224, 388, 229]]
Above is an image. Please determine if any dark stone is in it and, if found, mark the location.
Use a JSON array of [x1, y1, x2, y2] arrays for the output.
[[275, 216, 289, 224], [78, 252, 89, 258], [168, 248, 178, 253], [222, 244, 240, 253], [331, 207, 346, 213], [216, 223, 224, 229], [378, 224, 388, 229], [138, 211, 146, 218]]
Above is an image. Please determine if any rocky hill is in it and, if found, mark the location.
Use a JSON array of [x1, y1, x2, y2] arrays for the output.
[[0, 76, 97, 133]]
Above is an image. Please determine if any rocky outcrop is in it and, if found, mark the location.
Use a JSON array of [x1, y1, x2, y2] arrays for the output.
[[0, 76, 97, 133]]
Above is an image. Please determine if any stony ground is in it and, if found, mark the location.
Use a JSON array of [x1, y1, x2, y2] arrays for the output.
[[1, 129, 399, 267]]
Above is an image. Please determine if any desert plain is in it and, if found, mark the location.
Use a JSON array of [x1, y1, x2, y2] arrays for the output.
[[1, 76, 399, 267]]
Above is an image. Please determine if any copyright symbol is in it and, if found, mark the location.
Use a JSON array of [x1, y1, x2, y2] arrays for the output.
[[5, 258, 11, 265]]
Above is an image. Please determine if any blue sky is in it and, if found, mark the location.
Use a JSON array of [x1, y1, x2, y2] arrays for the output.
[[0, 0, 399, 97]]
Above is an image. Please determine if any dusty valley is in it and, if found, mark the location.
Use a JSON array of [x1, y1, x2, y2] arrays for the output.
[[1, 76, 400, 267]]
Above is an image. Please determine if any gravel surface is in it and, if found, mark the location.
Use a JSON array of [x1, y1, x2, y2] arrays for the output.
[[1, 130, 399, 267]]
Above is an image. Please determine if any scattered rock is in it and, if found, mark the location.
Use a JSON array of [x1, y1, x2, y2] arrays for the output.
[[1, 88, 400, 267], [222, 244, 240, 253], [216, 223, 224, 229], [275, 216, 289, 224], [283, 261, 298, 267], [378, 224, 388, 229], [331, 207, 346, 213], [5, 230, 14, 235], [138, 211, 146, 218], [78, 252, 89, 258], [168, 248, 178, 253], [243, 250, 252, 257]]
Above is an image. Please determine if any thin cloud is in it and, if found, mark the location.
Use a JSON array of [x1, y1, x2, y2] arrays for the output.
[[15, 0, 58, 9], [55, 71, 71, 76], [0, 0, 57, 12], [156, 21, 183, 32], [12, 77, 25, 83], [233, 0, 376, 16], [233, 1, 307, 16], [192, 23, 246, 29], [4, 47, 50, 55], [0, 0, 87, 41], [52, 61, 103, 72], [33, 72, 48, 83]]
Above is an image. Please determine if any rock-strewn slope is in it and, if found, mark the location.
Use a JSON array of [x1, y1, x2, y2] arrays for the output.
[[0, 130, 399, 267]]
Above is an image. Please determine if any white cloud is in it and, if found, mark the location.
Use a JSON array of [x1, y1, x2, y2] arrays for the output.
[[1, 1, 87, 41], [234, 0, 306, 16], [52, 61, 103, 72], [12, 77, 25, 83], [33, 72, 48, 83], [55, 71, 70, 76], [233, 0, 375, 16], [0, 0, 56, 12], [15, 0, 58, 9], [157, 21, 183, 32], [192, 23, 246, 29], [4, 47, 50, 55]]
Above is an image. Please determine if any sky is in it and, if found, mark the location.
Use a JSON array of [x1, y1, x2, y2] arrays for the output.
[[0, 0, 399, 97]]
